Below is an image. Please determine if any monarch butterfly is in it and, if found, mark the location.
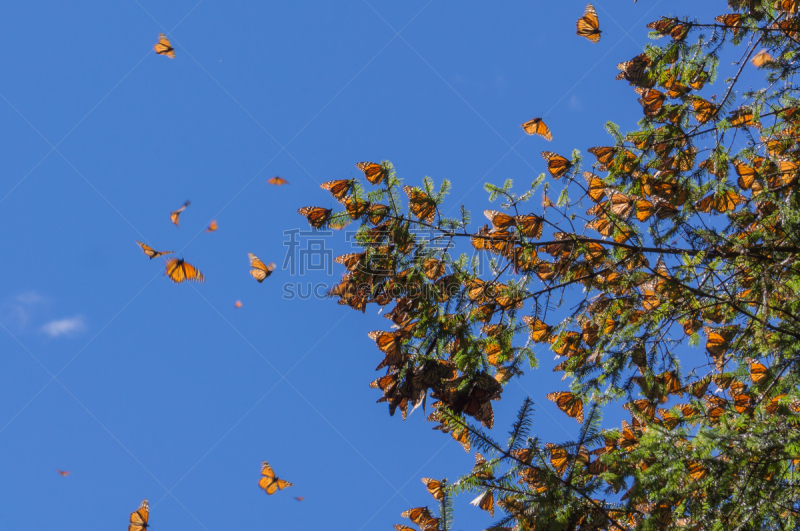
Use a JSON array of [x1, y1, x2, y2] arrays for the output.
[[635, 88, 665, 116], [521, 117, 552, 140], [154, 33, 175, 58], [692, 98, 718, 124], [206, 220, 218, 232], [470, 491, 495, 517], [545, 443, 574, 474], [484, 209, 516, 230], [715, 14, 743, 36], [587, 146, 616, 170], [622, 398, 657, 419], [576, 4, 601, 42], [546, 391, 584, 422], [128, 499, 149, 531], [583, 172, 606, 202], [320, 179, 353, 201], [421, 477, 445, 500], [343, 196, 371, 219], [705, 327, 737, 358], [748, 359, 771, 385], [403, 186, 437, 223], [57, 469, 70, 476], [777, 0, 799, 13], [298, 206, 332, 228], [401, 507, 434, 526], [165, 258, 205, 283], [751, 49, 773, 68], [259, 461, 292, 494], [618, 420, 640, 450], [734, 161, 758, 190], [366, 203, 389, 225], [541, 151, 571, 178], [356, 161, 386, 185], [170, 200, 190, 226], [729, 108, 757, 128], [268, 176, 288, 185], [616, 53, 651, 85], [295, 497, 304, 501], [695, 190, 744, 213], [248, 253, 275, 282], [515, 213, 544, 238], [136, 241, 173, 259], [235, 300, 242, 308], [689, 70, 709, 90]]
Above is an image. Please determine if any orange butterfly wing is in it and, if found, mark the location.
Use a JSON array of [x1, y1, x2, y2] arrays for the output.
[[154, 34, 175, 58], [259, 461, 293, 495], [128, 499, 149, 531], [206, 220, 218, 232], [248, 253, 276, 282], [298, 207, 332, 228], [165, 258, 205, 283], [268, 176, 289, 185], [356, 161, 386, 185], [576, 4, 601, 42], [521, 118, 552, 140]]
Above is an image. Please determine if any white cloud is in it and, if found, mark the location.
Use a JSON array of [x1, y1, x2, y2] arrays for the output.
[[40, 316, 86, 338], [15, 292, 43, 305]]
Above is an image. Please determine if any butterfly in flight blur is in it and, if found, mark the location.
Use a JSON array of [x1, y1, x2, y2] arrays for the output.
[[298, 206, 333, 228], [128, 499, 149, 531], [268, 176, 288, 185], [248, 253, 276, 282], [56, 470, 71, 477], [136, 241, 173, 260], [521, 117, 552, 140], [206, 220, 218, 232], [165, 258, 205, 283], [295, 497, 304, 502], [235, 300, 243, 308], [154, 33, 175, 58], [576, 4, 602, 42], [751, 50, 773, 68], [170, 200, 190, 227], [356, 161, 386, 185], [259, 461, 293, 495]]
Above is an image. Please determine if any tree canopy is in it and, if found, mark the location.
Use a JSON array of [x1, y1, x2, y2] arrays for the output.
[[300, 1, 800, 529]]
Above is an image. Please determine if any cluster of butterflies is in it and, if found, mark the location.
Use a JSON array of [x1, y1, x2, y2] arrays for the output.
[[125, 461, 301, 529]]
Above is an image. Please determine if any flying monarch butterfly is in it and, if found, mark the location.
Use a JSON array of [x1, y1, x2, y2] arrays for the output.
[[403, 186, 437, 223], [751, 49, 773, 68], [136, 241, 174, 260], [298, 206, 332, 228], [705, 327, 737, 359], [165, 258, 205, 283], [248, 253, 275, 282], [576, 4, 601, 42], [206, 220, 218, 232], [268, 176, 288, 185], [541, 151, 571, 178], [170, 200, 190, 226], [320, 179, 353, 201], [546, 391, 584, 422], [259, 461, 293, 495], [521, 117, 552, 140], [128, 499, 149, 531], [421, 478, 445, 500], [695, 190, 744, 213], [356, 161, 386, 185], [470, 490, 495, 517], [235, 300, 243, 308], [57, 469, 71, 477], [154, 33, 175, 58], [295, 497, 304, 501]]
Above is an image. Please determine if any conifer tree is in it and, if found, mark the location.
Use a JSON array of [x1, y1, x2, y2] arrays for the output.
[[300, 2, 800, 529]]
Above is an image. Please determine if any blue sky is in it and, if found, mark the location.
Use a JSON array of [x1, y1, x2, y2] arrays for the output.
[[0, 1, 739, 529]]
